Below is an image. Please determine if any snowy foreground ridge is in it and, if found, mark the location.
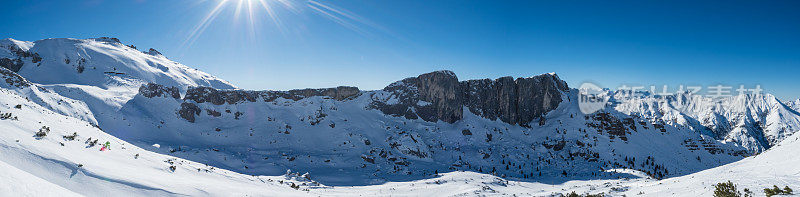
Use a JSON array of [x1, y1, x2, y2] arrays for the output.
[[1, 37, 800, 196]]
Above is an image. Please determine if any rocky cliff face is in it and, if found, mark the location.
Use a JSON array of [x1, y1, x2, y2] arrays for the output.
[[462, 73, 569, 126], [0, 67, 31, 88], [371, 71, 463, 123], [138, 83, 360, 122], [182, 86, 361, 105], [0, 38, 41, 72], [138, 70, 568, 126], [139, 83, 180, 99], [371, 71, 569, 126]]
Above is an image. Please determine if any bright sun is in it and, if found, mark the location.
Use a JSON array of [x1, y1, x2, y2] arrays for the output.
[[182, 0, 374, 48], [183, 0, 295, 47]]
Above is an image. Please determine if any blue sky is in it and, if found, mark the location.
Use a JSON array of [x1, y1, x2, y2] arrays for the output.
[[1, 0, 798, 100]]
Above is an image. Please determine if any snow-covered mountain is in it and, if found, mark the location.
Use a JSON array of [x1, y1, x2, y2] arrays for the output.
[[2, 37, 800, 195], [0, 67, 96, 124], [3, 75, 799, 196], [610, 91, 800, 153], [0, 38, 234, 90], [787, 99, 800, 112], [115, 70, 799, 186], [0, 37, 235, 123]]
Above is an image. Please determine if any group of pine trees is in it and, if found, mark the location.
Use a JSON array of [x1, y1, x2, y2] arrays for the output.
[[714, 180, 793, 197]]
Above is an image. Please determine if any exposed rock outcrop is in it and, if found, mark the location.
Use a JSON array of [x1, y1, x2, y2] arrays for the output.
[[184, 87, 259, 105], [142, 70, 567, 126], [137, 83, 361, 122], [0, 41, 41, 72], [371, 71, 462, 123], [372, 71, 569, 126], [178, 102, 201, 123], [93, 37, 121, 43], [0, 58, 24, 72], [182, 86, 360, 105], [0, 67, 31, 88], [139, 83, 180, 99], [282, 87, 361, 101], [147, 48, 163, 56], [462, 73, 569, 126]]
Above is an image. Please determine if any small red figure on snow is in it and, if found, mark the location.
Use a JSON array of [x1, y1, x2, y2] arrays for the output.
[[100, 141, 111, 151]]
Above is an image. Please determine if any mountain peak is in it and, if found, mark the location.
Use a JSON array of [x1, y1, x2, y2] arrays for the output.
[[0, 37, 235, 91], [147, 48, 163, 56], [428, 70, 457, 77], [0, 38, 34, 51], [787, 99, 800, 112], [90, 37, 122, 43]]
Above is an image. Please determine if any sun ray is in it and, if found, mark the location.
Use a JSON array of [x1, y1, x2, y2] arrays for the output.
[[306, 3, 367, 36], [182, 0, 230, 49], [247, 0, 257, 40], [233, 0, 245, 22], [180, 0, 391, 49], [275, 0, 300, 14], [307, 0, 369, 26], [306, 0, 372, 36], [257, 0, 287, 36]]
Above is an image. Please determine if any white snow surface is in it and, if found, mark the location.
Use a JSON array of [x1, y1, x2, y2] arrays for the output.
[[0, 37, 235, 116], [0, 87, 308, 196], [787, 99, 800, 112], [12, 38, 234, 90], [0, 160, 80, 197], [314, 131, 800, 196], [105, 85, 799, 186], [610, 91, 800, 153], [2, 86, 799, 196], [0, 38, 34, 59]]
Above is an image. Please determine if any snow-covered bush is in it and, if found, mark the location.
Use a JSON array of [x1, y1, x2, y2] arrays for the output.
[[764, 185, 792, 197], [85, 137, 98, 147], [34, 126, 50, 138], [562, 191, 604, 197], [63, 132, 78, 141], [0, 112, 14, 120], [713, 181, 753, 197]]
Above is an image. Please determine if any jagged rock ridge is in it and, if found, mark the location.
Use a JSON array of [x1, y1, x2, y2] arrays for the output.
[[371, 70, 569, 126], [139, 83, 361, 122], [143, 70, 570, 126]]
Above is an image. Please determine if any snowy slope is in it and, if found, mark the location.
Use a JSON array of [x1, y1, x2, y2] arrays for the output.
[[619, 130, 800, 196], [306, 129, 800, 196], [0, 38, 33, 60], [102, 68, 799, 186], [106, 78, 755, 186], [611, 91, 800, 153], [787, 99, 800, 112], [0, 67, 96, 124], [1, 38, 234, 90], [0, 82, 310, 196], [0, 37, 235, 124], [6, 74, 789, 196], [0, 160, 80, 197]]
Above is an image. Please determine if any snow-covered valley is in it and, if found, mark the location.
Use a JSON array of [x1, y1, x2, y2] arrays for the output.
[[1, 37, 799, 196]]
